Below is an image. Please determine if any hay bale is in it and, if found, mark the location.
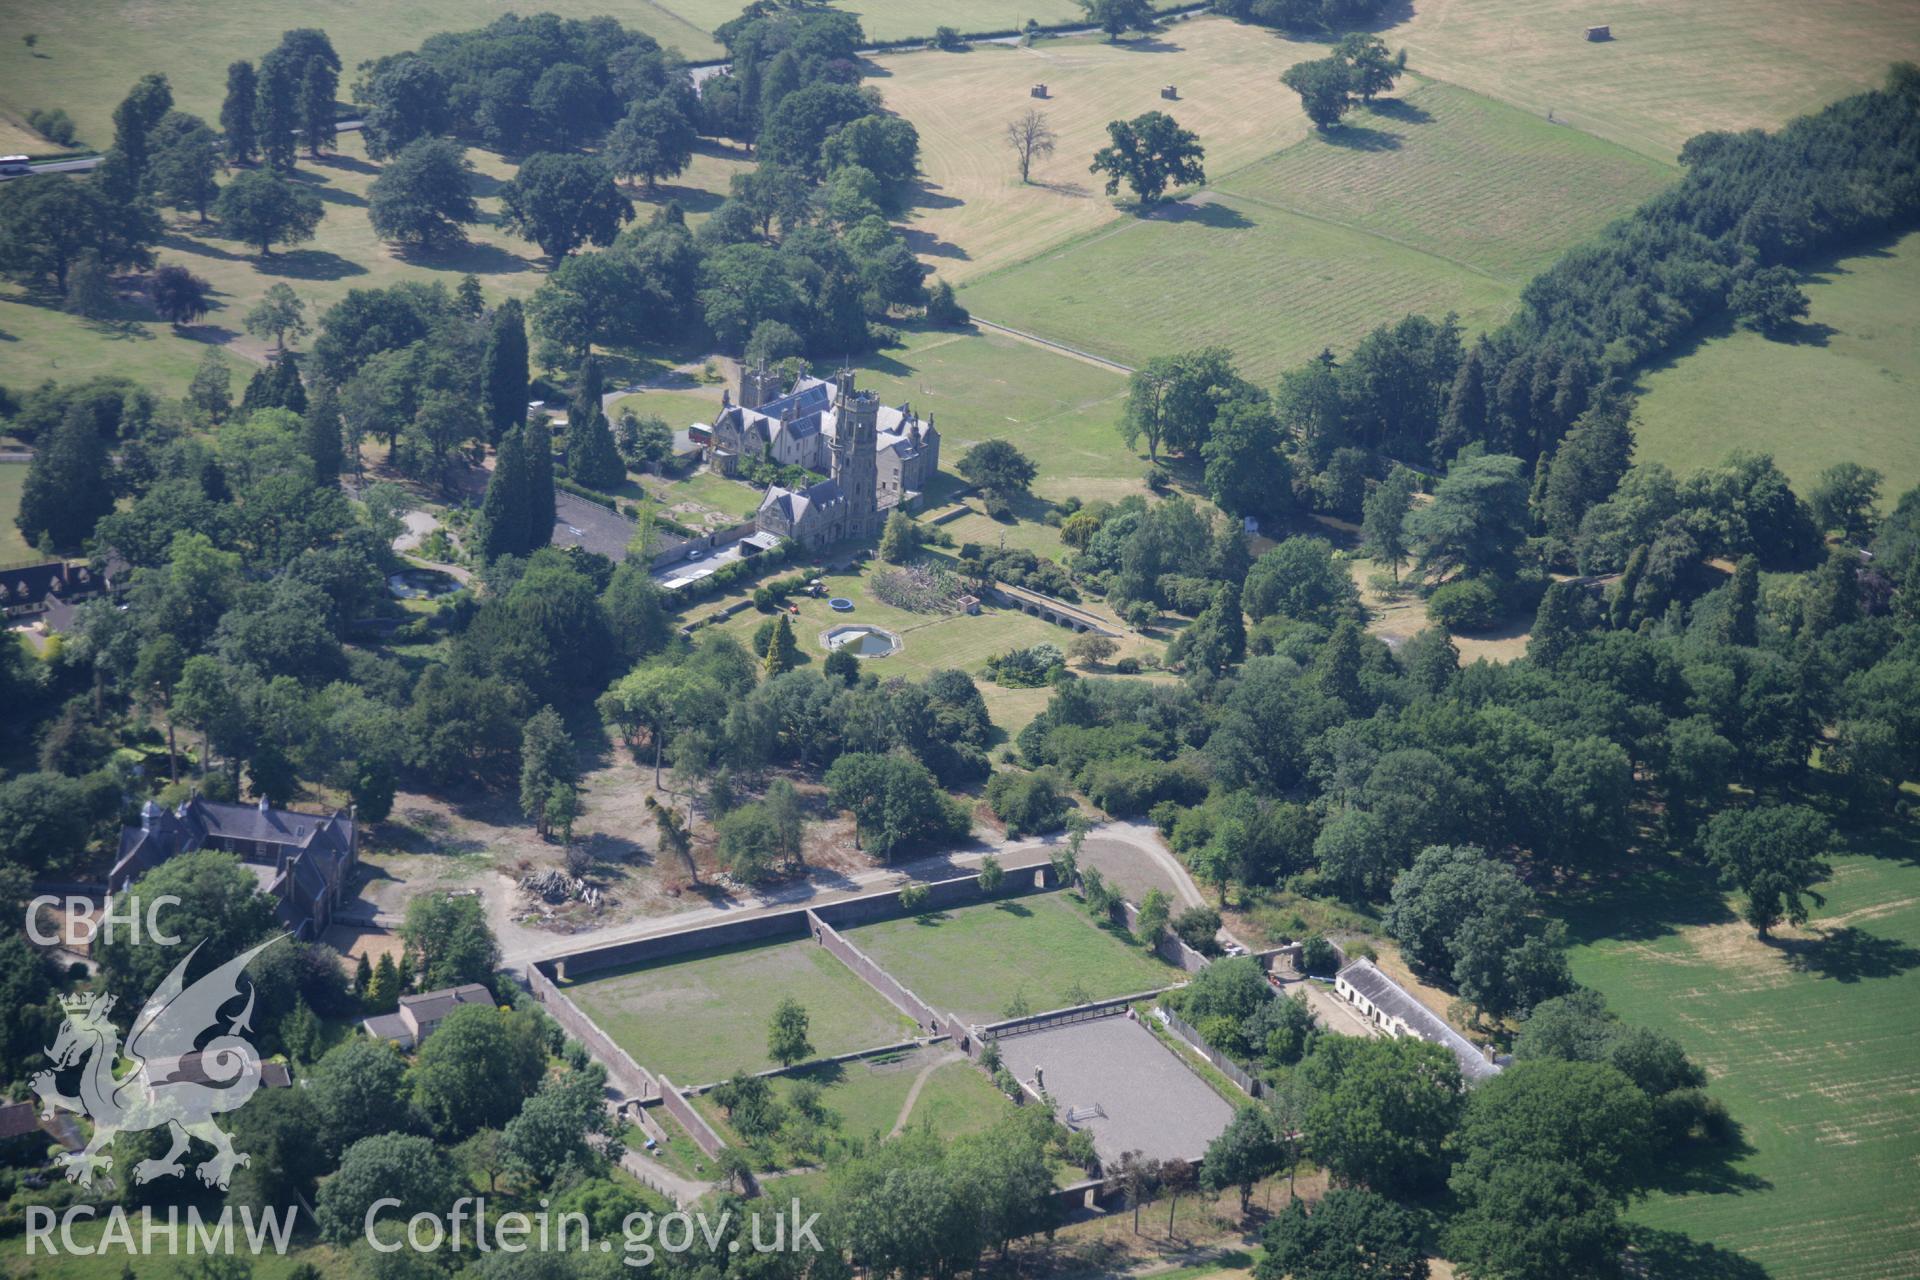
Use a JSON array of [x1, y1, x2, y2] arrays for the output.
[[1586, 24, 1611, 41]]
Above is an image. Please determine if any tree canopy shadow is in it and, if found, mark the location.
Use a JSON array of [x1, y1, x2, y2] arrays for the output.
[[901, 226, 970, 262], [1157, 199, 1251, 230], [1551, 853, 1738, 946], [908, 180, 963, 212], [1367, 96, 1432, 125], [1625, 1226, 1773, 1280], [1324, 123, 1404, 152], [994, 900, 1033, 917], [1645, 1114, 1768, 1197], [261, 249, 366, 281], [161, 232, 248, 263], [396, 237, 535, 276], [312, 152, 378, 176], [1775, 925, 1920, 982]]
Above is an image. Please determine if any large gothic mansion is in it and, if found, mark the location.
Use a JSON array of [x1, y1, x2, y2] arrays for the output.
[[707, 367, 940, 550]]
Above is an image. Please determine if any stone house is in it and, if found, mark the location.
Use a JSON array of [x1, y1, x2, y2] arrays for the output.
[[361, 983, 496, 1050]]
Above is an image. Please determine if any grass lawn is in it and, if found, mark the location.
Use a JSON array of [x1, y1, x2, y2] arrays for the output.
[[828, 326, 1137, 504], [961, 190, 1520, 385], [1392, 0, 1920, 163], [1561, 847, 1920, 1279], [610, 386, 729, 433], [0, 463, 32, 564], [650, 466, 765, 522], [876, 18, 1324, 281], [1632, 230, 1920, 501], [845, 890, 1182, 1024], [1213, 79, 1676, 283], [706, 561, 1145, 738], [698, 1048, 1014, 1149], [563, 934, 915, 1086], [0, 1227, 347, 1280]]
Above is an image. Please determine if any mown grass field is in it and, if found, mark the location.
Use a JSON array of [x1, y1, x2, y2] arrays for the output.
[[958, 71, 1685, 382], [845, 891, 1181, 1024], [1394, 0, 1920, 163], [832, 326, 1135, 503], [1563, 849, 1920, 1280], [960, 192, 1520, 384], [1632, 230, 1920, 501], [877, 18, 1322, 282], [563, 935, 915, 1086], [697, 1047, 1013, 1146], [1214, 79, 1676, 282], [0, 464, 33, 563]]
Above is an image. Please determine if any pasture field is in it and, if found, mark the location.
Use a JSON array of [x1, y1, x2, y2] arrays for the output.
[[1214, 80, 1676, 282], [1393, 0, 1920, 163], [844, 890, 1180, 1023], [0, 464, 33, 564], [877, 18, 1322, 281], [831, 326, 1135, 503], [0, 132, 744, 399], [959, 192, 1519, 384], [1632, 231, 1920, 501], [697, 1048, 1012, 1147], [562, 935, 915, 1086], [1564, 850, 1920, 1280]]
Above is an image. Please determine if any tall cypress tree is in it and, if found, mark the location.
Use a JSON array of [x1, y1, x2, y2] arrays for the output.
[[566, 356, 624, 491], [303, 379, 344, 486], [222, 61, 258, 165], [483, 299, 530, 443], [256, 50, 301, 171], [525, 416, 556, 547], [301, 56, 338, 158], [481, 426, 533, 560], [270, 351, 307, 414], [18, 404, 114, 551]]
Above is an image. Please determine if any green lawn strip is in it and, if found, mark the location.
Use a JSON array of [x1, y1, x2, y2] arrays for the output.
[[1563, 850, 1920, 1280], [1632, 228, 1920, 500], [564, 935, 916, 1086], [845, 892, 1181, 1025]]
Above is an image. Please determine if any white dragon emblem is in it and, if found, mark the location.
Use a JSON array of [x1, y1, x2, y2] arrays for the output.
[[31, 936, 283, 1190]]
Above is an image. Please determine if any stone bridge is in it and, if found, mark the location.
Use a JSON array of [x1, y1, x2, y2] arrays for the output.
[[990, 581, 1122, 636]]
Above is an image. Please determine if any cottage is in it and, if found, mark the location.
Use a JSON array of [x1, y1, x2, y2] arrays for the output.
[[114, 796, 359, 941], [362, 983, 496, 1050], [0, 559, 118, 629], [1332, 958, 1502, 1083]]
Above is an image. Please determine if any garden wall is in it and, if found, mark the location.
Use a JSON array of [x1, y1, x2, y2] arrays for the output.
[[527, 962, 659, 1103], [807, 910, 942, 1032], [657, 1075, 729, 1158], [1158, 1007, 1263, 1099]]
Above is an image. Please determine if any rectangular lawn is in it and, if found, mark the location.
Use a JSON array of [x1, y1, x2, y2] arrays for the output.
[[564, 935, 915, 1086], [845, 891, 1181, 1024], [698, 1048, 1013, 1149], [0, 463, 32, 564]]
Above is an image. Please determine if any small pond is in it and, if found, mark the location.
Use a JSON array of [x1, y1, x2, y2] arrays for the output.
[[387, 568, 462, 600], [821, 624, 902, 658]]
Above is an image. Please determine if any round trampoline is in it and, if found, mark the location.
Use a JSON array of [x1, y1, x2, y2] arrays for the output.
[[828, 597, 855, 611]]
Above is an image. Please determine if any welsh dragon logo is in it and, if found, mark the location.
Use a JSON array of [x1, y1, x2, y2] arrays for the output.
[[32, 936, 282, 1190]]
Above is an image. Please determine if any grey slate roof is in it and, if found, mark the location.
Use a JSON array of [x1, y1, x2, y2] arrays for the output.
[[1335, 958, 1501, 1083], [398, 983, 494, 1024]]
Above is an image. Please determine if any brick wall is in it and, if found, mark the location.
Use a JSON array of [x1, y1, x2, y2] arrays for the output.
[[807, 910, 941, 1032], [657, 1076, 729, 1158], [527, 964, 659, 1103]]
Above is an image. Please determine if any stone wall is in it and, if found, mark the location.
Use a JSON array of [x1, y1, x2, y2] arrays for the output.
[[1110, 898, 1210, 973], [807, 910, 942, 1033], [527, 963, 659, 1103], [657, 1075, 729, 1158]]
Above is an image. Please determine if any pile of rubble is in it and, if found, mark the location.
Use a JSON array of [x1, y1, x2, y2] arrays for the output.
[[520, 867, 603, 908]]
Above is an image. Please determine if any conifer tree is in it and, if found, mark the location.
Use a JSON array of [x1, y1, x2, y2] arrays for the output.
[[301, 55, 338, 158], [481, 426, 533, 560], [566, 356, 624, 491], [525, 417, 556, 547], [764, 615, 799, 676], [256, 49, 301, 171], [18, 404, 114, 551], [483, 299, 530, 443], [222, 61, 258, 165], [304, 378, 344, 486]]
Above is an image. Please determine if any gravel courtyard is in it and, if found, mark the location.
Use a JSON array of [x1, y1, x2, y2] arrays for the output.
[[996, 1014, 1235, 1165]]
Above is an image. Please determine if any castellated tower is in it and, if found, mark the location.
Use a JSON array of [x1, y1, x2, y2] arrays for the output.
[[831, 368, 880, 538]]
